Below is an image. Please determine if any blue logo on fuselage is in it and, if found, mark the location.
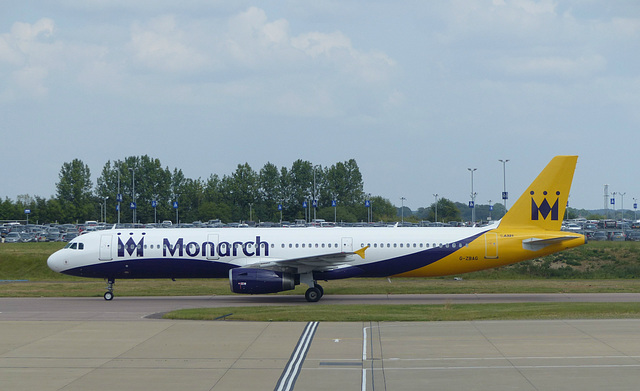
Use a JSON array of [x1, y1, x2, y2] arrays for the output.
[[117, 236, 269, 258]]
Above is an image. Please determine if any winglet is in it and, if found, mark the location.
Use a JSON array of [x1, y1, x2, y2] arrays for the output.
[[354, 246, 370, 259]]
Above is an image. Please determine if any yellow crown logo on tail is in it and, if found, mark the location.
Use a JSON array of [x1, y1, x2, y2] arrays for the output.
[[530, 190, 560, 221], [499, 156, 577, 231]]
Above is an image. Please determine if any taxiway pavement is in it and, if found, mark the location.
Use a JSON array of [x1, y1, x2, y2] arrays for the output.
[[2, 294, 640, 390]]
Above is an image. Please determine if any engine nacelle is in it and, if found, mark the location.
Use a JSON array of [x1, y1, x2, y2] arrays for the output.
[[229, 268, 296, 294]]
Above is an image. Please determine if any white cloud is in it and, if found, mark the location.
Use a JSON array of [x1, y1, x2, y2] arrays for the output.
[[129, 15, 208, 72], [0, 18, 57, 99], [498, 54, 607, 78]]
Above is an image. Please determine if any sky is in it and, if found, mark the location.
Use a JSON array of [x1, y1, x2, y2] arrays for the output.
[[1, 1, 639, 212]]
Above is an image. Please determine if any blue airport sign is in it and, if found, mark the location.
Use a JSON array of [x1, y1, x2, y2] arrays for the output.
[[303, 201, 307, 208], [151, 200, 157, 208], [502, 191, 508, 200], [173, 201, 179, 209], [610, 198, 615, 205], [312, 200, 318, 208], [469, 201, 475, 208], [130, 202, 136, 209], [332, 200, 337, 207], [24, 209, 31, 214], [117, 194, 123, 202], [278, 204, 282, 211], [365, 200, 370, 208]]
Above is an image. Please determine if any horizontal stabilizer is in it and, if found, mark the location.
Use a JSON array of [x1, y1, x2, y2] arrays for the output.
[[522, 236, 582, 251]]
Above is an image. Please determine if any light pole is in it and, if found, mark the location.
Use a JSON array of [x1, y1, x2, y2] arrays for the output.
[[128, 168, 135, 225], [400, 197, 406, 225], [499, 159, 509, 211], [173, 194, 180, 225], [468, 168, 477, 225], [611, 192, 617, 220], [249, 202, 253, 222], [620, 192, 626, 220], [117, 167, 121, 225], [103, 196, 109, 223], [152, 195, 158, 224], [433, 194, 438, 224], [313, 165, 320, 221]]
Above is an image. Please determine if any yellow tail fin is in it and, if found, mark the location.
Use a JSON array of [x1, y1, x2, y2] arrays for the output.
[[499, 156, 577, 231]]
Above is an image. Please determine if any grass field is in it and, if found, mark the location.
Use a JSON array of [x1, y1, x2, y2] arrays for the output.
[[2, 241, 640, 298], [2, 240, 640, 321], [164, 302, 640, 322]]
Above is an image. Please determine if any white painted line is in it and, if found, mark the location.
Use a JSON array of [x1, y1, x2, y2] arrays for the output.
[[274, 321, 319, 391]]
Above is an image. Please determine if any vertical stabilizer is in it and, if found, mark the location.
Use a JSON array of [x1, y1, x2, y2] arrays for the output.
[[499, 156, 577, 231]]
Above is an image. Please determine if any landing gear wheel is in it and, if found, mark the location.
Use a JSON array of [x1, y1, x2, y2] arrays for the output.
[[305, 287, 322, 303], [104, 278, 115, 301], [315, 284, 324, 298]]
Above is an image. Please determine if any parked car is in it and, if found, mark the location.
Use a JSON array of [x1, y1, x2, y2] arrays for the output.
[[610, 231, 626, 241], [4, 232, 22, 243], [45, 228, 61, 242], [590, 231, 608, 241], [626, 231, 640, 241]]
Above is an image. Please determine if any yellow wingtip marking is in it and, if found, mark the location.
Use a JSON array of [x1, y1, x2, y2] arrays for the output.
[[355, 245, 370, 259]]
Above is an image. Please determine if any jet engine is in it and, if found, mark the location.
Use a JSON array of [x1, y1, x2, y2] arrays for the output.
[[229, 268, 297, 294]]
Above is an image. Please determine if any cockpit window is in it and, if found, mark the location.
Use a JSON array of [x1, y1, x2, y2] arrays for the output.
[[64, 242, 84, 250]]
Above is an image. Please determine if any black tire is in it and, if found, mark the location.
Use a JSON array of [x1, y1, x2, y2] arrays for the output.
[[316, 284, 324, 298], [104, 291, 114, 301], [305, 287, 322, 302]]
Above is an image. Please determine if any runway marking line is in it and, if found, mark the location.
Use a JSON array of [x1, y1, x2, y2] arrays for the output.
[[274, 321, 319, 391]]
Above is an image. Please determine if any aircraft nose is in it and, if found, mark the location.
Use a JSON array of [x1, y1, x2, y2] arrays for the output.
[[47, 250, 66, 273]]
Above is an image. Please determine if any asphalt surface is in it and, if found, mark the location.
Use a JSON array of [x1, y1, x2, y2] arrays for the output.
[[2, 294, 640, 390], [2, 293, 640, 321]]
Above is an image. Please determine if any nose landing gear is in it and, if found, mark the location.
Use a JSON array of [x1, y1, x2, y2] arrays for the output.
[[104, 278, 115, 300]]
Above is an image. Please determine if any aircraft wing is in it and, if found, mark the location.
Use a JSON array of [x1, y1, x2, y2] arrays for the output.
[[245, 246, 369, 272], [522, 236, 582, 251]]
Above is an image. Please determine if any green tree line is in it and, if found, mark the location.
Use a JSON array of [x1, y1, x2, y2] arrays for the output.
[[1, 156, 533, 225], [1, 156, 405, 224]]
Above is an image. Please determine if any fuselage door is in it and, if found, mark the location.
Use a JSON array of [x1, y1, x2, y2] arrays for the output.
[[341, 237, 353, 253], [99, 235, 113, 261], [206, 234, 220, 260], [484, 233, 498, 259]]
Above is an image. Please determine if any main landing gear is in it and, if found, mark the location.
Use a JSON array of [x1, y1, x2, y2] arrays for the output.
[[300, 273, 324, 302], [104, 278, 115, 301], [304, 284, 324, 302]]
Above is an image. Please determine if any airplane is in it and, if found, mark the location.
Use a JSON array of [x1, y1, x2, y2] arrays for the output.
[[47, 155, 586, 302]]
